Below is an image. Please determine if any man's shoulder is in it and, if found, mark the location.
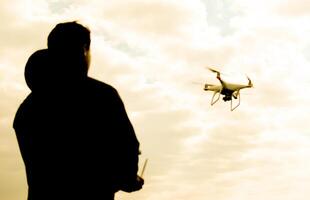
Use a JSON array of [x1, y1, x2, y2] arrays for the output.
[[86, 77, 118, 95]]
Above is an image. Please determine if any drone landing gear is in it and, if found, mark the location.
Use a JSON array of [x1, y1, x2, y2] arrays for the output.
[[211, 90, 221, 106], [210, 90, 241, 111], [230, 93, 241, 111]]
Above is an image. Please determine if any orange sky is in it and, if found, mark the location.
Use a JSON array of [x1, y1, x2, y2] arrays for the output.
[[1, 0, 310, 199]]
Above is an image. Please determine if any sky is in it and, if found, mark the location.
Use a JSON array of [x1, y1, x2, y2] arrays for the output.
[[1, 0, 310, 199]]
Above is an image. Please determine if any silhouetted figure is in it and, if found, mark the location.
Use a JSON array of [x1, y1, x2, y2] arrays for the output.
[[13, 22, 143, 200]]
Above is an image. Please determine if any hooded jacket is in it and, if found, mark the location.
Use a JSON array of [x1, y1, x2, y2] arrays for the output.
[[13, 49, 140, 199]]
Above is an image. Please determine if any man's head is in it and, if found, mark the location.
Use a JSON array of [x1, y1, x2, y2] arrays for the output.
[[48, 21, 91, 73], [48, 21, 91, 52]]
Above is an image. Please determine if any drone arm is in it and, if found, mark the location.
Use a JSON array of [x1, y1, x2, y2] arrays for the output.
[[216, 72, 223, 83], [217, 75, 228, 89], [208, 67, 224, 85], [247, 76, 253, 87]]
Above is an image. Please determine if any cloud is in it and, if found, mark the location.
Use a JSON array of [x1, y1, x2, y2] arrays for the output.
[[276, 0, 310, 17], [89, 0, 207, 37]]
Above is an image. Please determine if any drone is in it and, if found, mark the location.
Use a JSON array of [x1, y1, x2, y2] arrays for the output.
[[204, 67, 253, 111]]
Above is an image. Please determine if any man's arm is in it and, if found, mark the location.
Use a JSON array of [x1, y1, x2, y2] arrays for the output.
[[110, 89, 143, 192]]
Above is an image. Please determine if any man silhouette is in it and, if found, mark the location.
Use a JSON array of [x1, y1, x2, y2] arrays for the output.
[[13, 21, 143, 200]]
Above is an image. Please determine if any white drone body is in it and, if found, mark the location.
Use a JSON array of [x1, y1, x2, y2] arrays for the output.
[[204, 68, 253, 111]]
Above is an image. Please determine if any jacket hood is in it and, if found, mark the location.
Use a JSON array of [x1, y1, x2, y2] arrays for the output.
[[24, 49, 88, 92], [25, 49, 52, 92]]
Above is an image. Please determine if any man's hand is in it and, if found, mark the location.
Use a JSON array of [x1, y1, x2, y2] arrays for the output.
[[121, 175, 144, 193]]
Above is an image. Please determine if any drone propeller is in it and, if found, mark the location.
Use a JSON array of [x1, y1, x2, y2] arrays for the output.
[[207, 67, 221, 74], [191, 81, 204, 85]]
